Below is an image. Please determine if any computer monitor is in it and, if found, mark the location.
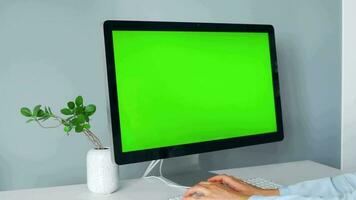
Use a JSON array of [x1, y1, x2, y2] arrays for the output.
[[103, 21, 283, 168]]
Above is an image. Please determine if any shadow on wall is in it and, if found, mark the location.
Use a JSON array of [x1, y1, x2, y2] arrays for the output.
[[0, 154, 13, 191], [0, 132, 91, 191], [33, 135, 89, 188], [35, 167, 85, 188]]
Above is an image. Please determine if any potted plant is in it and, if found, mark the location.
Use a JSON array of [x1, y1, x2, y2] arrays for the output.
[[20, 96, 119, 194]]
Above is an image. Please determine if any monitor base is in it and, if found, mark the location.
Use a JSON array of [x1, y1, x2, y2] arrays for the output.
[[164, 170, 217, 187]]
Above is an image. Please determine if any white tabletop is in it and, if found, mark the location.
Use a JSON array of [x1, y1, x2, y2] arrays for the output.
[[0, 160, 342, 200]]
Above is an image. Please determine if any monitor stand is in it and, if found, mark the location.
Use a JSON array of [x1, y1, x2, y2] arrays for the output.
[[161, 154, 217, 187]]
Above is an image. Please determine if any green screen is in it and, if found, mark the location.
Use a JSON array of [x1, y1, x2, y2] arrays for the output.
[[112, 30, 277, 153]]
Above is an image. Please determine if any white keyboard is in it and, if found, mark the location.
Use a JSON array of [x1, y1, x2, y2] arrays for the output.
[[242, 177, 282, 189], [168, 195, 185, 200], [168, 196, 184, 200], [168, 177, 282, 200]]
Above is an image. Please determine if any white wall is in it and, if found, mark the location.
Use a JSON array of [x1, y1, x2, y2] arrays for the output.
[[341, 0, 356, 171]]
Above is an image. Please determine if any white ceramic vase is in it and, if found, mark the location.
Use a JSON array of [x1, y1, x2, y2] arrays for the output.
[[87, 148, 119, 194]]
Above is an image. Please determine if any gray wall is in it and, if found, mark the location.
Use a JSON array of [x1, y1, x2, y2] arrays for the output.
[[0, 0, 341, 191], [341, 0, 356, 171], [199, 1, 342, 170]]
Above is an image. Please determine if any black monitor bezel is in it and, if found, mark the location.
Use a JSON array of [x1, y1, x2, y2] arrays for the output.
[[103, 20, 284, 165]]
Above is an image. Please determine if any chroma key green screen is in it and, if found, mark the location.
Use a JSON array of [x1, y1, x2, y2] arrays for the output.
[[112, 30, 277, 153]]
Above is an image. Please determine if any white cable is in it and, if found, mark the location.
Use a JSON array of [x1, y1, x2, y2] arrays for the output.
[[142, 160, 155, 177], [142, 159, 160, 177], [144, 176, 190, 189], [147, 160, 156, 170], [143, 159, 190, 189], [148, 160, 159, 171], [143, 160, 159, 177], [159, 159, 164, 176]]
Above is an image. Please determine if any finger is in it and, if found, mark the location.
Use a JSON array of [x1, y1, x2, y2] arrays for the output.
[[198, 181, 220, 190], [208, 175, 223, 183], [183, 196, 208, 200], [208, 175, 249, 192], [208, 174, 234, 183], [198, 181, 213, 185], [184, 185, 209, 197]]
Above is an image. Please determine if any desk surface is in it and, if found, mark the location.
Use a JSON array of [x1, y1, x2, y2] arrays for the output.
[[0, 160, 342, 200]]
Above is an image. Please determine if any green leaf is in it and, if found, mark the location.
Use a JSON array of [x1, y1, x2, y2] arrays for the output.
[[83, 123, 91, 130], [70, 118, 79, 126], [67, 101, 75, 109], [26, 118, 34, 123], [20, 107, 32, 117], [44, 106, 49, 114], [48, 107, 53, 115], [37, 109, 45, 117], [60, 108, 72, 115], [75, 96, 83, 106], [75, 107, 84, 115], [77, 114, 85, 124], [84, 114, 89, 122], [62, 121, 70, 127], [33, 105, 41, 117], [87, 111, 95, 116], [40, 115, 50, 121], [64, 126, 72, 133], [75, 125, 83, 133], [85, 104, 96, 113], [65, 116, 74, 121]]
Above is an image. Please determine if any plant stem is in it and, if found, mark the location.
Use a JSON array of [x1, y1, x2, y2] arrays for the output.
[[83, 130, 104, 149], [35, 119, 62, 129], [52, 115, 65, 124], [35, 115, 104, 149]]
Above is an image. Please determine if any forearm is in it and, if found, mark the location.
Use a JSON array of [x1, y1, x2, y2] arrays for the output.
[[278, 173, 356, 197], [249, 173, 356, 199]]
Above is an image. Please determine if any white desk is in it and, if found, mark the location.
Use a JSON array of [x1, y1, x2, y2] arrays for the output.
[[0, 160, 342, 200]]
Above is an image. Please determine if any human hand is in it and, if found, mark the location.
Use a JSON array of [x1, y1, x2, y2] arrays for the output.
[[208, 175, 279, 196], [183, 181, 250, 200]]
